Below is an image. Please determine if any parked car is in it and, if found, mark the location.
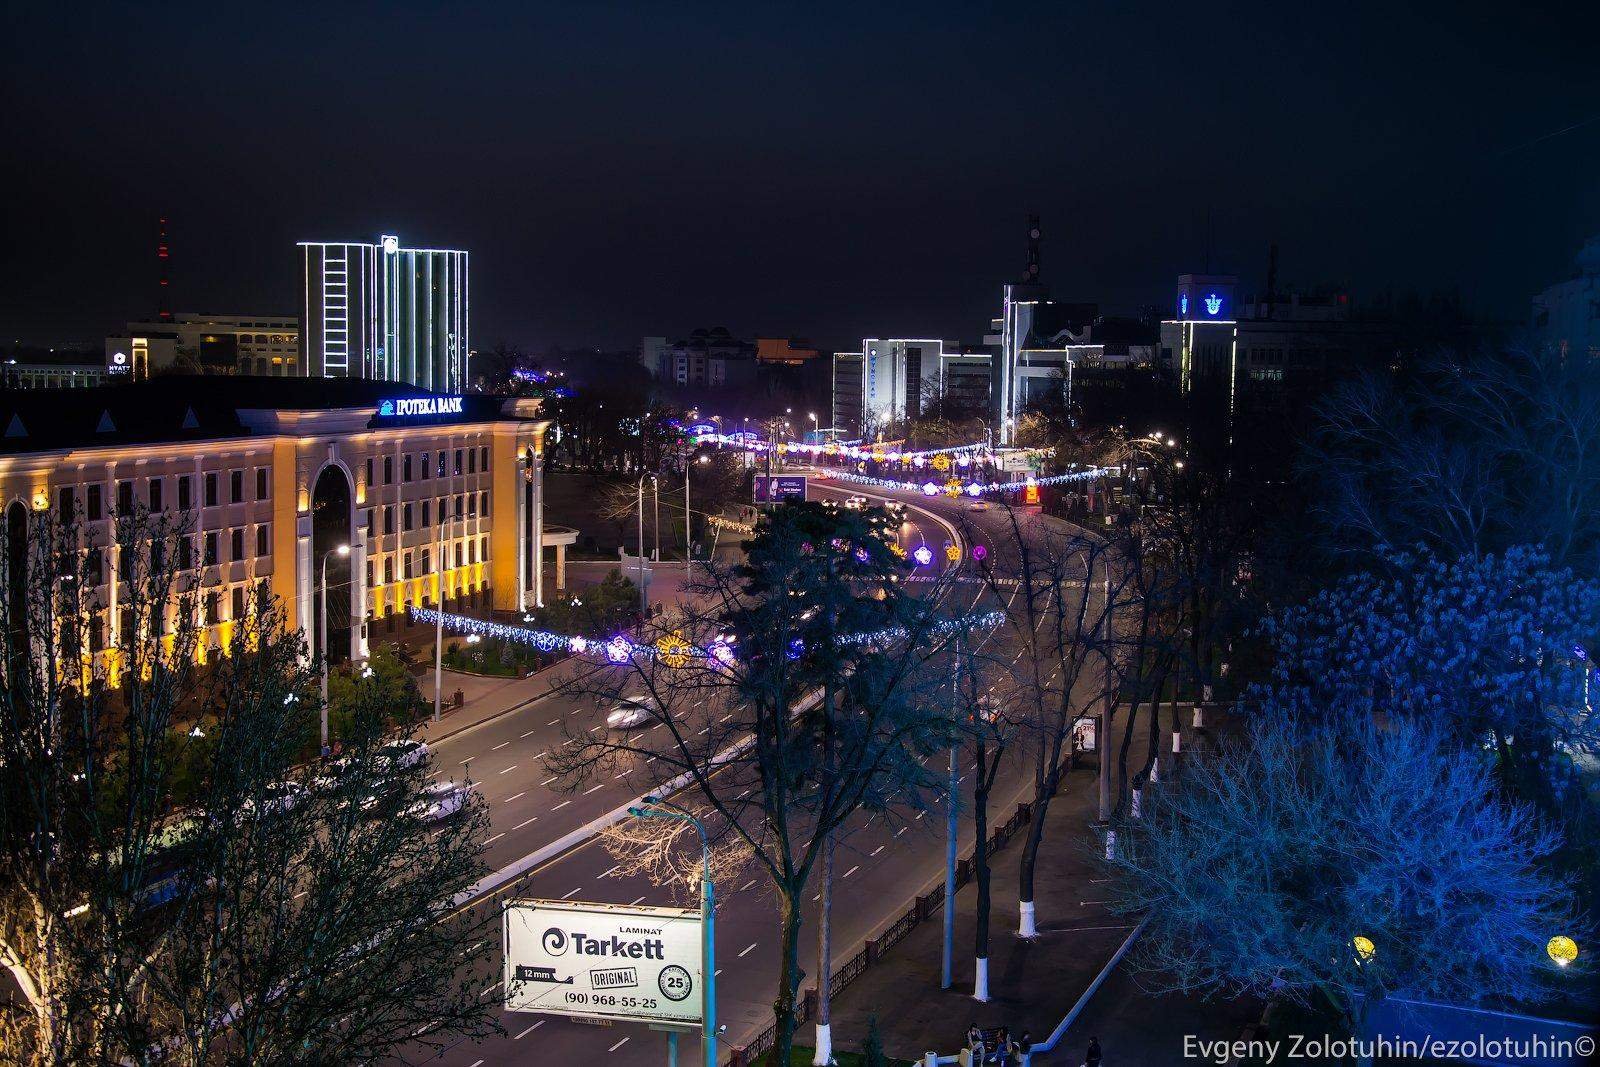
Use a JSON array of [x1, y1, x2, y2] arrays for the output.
[[606, 695, 658, 730], [238, 781, 309, 821], [404, 780, 476, 823]]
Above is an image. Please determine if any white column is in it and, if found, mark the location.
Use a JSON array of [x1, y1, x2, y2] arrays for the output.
[[555, 543, 566, 591], [532, 444, 545, 608]]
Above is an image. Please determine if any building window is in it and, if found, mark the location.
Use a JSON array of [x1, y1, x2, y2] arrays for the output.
[[205, 472, 218, 508], [90, 614, 104, 653], [467, 494, 477, 519], [403, 552, 414, 580], [405, 454, 415, 482], [149, 540, 166, 578], [119, 611, 135, 648], [453, 449, 462, 476], [480, 446, 489, 472], [366, 457, 374, 489], [366, 560, 374, 588], [116, 480, 133, 516], [455, 543, 463, 567], [231, 528, 244, 562], [383, 456, 393, 485], [422, 500, 431, 527], [384, 557, 394, 584], [403, 503, 413, 531], [230, 470, 243, 504], [383, 507, 394, 535], [232, 586, 245, 622], [437, 452, 446, 478], [57, 487, 73, 525], [205, 532, 218, 566], [421, 548, 431, 574], [480, 490, 489, 517], [148, 478, 163, 513], [178, 536, 192, 571], [455, 494, 463, 519], [421, 452, 430, 479], [178, 475, 191, 511], [480, 536, 488, 562], [439, 497, 448, 525], [366, 508, 375, 536], [256, 468, 269, 500], [467, 448, 476, 475], [256, 524, 270, 557], [87, 484, 102, 521], [86, 548, 103, 585]]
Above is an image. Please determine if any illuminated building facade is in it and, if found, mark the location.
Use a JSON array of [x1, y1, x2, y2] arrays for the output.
[[0, 378, 559, 683], [105, 314, 300, 379], [300, 236, 470, 391]]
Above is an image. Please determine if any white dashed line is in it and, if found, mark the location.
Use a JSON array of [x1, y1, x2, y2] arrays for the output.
[[614, 769, 632, 779], [895, 827, 908, 837], [505, 792, 526, 803], [871, 845, 884, 856], [514, 1021, 545, 1039], [608, 1038, 630, 1052], [562, 887, 582, 899], [843, 865, 860, 879], [738, 943, 757, 958], [582, 783, 605, 795], [629, 895, 647, 906], [533, 750, 547, 760], [739, 879, 757, 892], [541, 776, 559, 786], [513, 816, 538, 830], [552, 800, 571, 811], [916, 811, 926, 820], [547, 719, 560, 726], [498, 765, 518, 774], [485, 833, 505, 845], [492, 741, 510, 751], [520, 729, 537, 739]]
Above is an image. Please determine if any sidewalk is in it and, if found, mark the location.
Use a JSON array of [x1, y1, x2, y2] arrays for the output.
[[820, 724, 1255, 1064]]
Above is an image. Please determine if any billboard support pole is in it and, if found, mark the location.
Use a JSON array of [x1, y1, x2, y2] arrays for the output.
[[629, 798, 716, 1067]]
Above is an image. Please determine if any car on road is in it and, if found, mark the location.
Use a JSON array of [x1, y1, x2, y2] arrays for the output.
[[966, 500, 992, 512], [606, 695, 659, 730], [843, 495, 868, 510], [403, 780, 476, 823], [239, 781, 309, 821]]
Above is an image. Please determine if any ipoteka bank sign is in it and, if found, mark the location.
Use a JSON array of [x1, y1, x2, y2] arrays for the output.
[[503, 898, 702, 1026], [376, 396, 465, 419]]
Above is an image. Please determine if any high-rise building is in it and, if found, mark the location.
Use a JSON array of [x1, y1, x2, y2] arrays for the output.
[[300, 235, 469, 391]]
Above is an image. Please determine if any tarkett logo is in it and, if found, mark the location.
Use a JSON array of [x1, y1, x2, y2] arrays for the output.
[[542, 928, 568, 956]]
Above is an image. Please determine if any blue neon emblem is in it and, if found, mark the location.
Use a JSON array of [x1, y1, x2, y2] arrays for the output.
[[1204, 294, 1222, 315], [1179, 293, 1189, 316], [378, 400, 394, 417]]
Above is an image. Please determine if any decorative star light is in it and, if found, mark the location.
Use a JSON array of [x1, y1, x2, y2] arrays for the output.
[[913, 545, 934, 566], [605, 636, 633, 663]]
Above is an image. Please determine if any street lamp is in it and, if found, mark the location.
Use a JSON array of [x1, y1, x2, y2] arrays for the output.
[[637, 475, 649, 614], [628, 797, 715, 1067], [808, 411, 818, 442], [319, 543, 351, 755]]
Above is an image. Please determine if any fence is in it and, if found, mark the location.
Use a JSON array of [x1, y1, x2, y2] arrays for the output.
[[727, 755, 1077, 1065]]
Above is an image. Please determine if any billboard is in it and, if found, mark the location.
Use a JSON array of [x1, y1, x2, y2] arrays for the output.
[[504, 899, 702, 1026], [753, 475, 807, 503]]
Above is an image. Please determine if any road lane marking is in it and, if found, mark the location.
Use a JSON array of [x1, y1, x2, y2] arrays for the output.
[[552, 800, 571, 811], [739, 879, 757, 892], [582, 783, 605, 795], [547, 719, 560, 726], [562, 887, 582, 899], [514, 1021, 545, 1039], [533, 750, 547, 759], [630, 895, 647, 905], [871, 845, 884, 856], [479, 982, 501, 998], [485, 833, 505, 845], [520, 729, 537, 739], [492, 741, 510, 751], [608, 1038, 630, 1052], [614, 769, 632, 779], [843, 865, 860, 879], [505, 792, 526, 803], [498, 764, 518, 774], [895, 827, 908, 837], [541, 776, 559, 786], [916, 811, 926, 820], [513, 816, 538, 830], [601, 865, 620, 878], [738, 943, 757, 958]]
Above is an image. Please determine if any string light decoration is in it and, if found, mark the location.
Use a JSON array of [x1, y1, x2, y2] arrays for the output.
[[692, 431, 1045, 465], [407, 606, 1005, 665], [825, 466, 1113, 496]]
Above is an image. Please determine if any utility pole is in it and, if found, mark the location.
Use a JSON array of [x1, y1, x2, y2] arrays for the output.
[[1098, 557, 1113, 827], [684, 469, 692, 584], [652, 475, 661, 562], [941, 633, 960, 989], [637, 475, 648, 615]]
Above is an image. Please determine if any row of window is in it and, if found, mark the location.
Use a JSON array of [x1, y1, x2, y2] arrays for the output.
[[84, 580, 270, 653], [59, 468, 270, 523], [367, 535, 489, 585], [79, 524, 272, 584], [366, 492, 490, 536], [366, 445, 490, 488]]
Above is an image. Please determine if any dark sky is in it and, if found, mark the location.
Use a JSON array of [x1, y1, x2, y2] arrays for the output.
[[4, 1, 1598, 353]]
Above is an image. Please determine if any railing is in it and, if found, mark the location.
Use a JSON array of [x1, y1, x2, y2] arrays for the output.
[[727, 759, 1069, 1065]]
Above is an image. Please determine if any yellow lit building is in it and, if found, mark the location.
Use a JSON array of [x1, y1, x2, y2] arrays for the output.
[[0, 377, 557, 675]]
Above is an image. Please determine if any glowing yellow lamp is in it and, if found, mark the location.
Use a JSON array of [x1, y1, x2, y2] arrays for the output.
[[1547, 935, 1578, 968], [1352, 935, 1376, 963]]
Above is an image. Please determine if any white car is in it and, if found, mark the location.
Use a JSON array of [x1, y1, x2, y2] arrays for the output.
[[239, 781, 308, 820], [966, 500, 991, 512], [404, 781, 476, 823], [606, 696, 658, 730], [843, 495, 868, 510]]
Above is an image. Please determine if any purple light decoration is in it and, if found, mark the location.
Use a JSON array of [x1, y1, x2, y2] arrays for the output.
[[605, 636, 632, 663], [570, 636, 589, 654], [972, 544, 988, 561], [913, 545, 934, 566], [922, 482, 939, 496], [787, 637, 805, 660], [854, 547, 870, 563]]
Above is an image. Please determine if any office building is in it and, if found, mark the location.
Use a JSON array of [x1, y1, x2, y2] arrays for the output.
[[0, 377, 572, 683], [1532, 234, 1600, 359], [648, 327, 758, 388], [300, 236, 470, 391], [831, 349, 864, 434], [105, 313, 300, 379], [3, 346, 109, 390]]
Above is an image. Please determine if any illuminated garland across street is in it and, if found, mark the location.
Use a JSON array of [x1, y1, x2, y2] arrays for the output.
[[694, 433, 1048, 466], [823, 466, 1114, 496], [408, 606, 1005, 664]]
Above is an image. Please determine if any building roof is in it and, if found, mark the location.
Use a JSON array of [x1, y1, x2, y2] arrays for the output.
[[0, 376, 518, 455]]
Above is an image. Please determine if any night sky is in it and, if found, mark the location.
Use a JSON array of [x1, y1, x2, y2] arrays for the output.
[[4, 1, 1598, 352]]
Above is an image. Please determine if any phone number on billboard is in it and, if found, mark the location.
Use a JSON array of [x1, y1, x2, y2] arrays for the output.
[[564, 992, 659, 1010]]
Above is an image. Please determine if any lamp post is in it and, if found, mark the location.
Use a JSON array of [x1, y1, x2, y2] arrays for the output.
[[628, 798, 715, 1067], [637, 475, 648, 615], [319, 543, 351, 755], [653, 475, 661, 563], [808, 411, 818, 443]]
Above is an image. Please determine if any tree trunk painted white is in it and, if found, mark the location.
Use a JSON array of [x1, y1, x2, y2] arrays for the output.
[[1104, 828, 1117, 860], [1150, 755, 1160, 783], [812, 1023, 832, 1065], [973, 956, 989, 1002], [1018, 900, 1037, 938], [1131, 787, 1142, 818], [1172, 729, 1182, 753]]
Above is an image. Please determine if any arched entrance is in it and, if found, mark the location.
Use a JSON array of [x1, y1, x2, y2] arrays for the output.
[[310, 466, 353, 667]]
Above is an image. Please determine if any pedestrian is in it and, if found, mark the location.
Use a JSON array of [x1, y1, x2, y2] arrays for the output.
[[1084, 1036, 1102, 1066]]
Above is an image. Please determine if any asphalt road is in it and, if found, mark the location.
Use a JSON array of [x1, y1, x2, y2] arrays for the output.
[[409, 479, 1088, 1066]]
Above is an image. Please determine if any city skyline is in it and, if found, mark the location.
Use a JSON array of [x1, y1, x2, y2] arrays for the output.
[[4, 1, 1598, 352]]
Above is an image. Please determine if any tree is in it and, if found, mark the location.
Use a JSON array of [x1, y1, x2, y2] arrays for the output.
[[977, 508, 1123, 939], [1107, 712, 1581, 1041], [546, 501, 967, 1065], [0, 508, 496, 1064]]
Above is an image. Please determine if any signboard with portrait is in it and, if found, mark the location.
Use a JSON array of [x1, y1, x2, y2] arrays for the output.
[[504, 899, 703, 1026], [753, 475, 807, 503]]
